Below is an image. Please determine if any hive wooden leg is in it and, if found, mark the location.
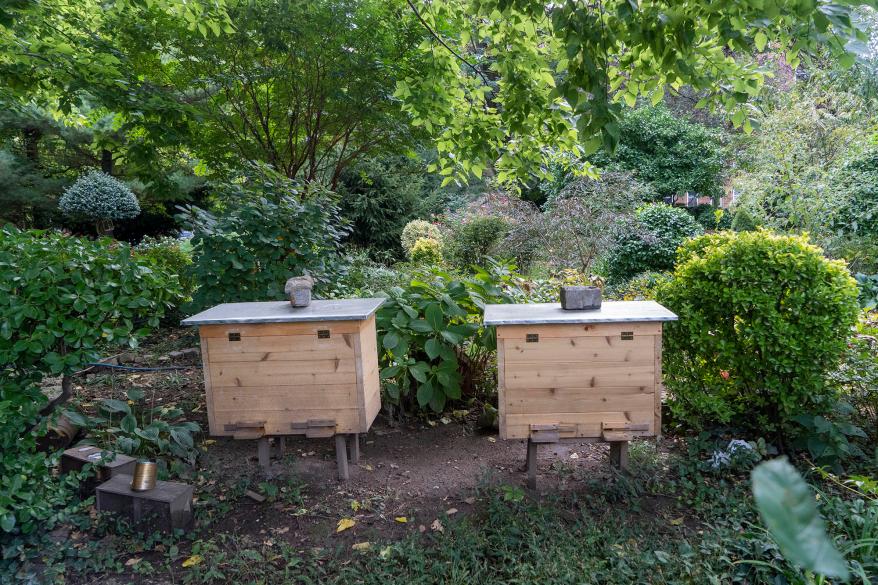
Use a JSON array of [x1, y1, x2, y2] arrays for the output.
[[334, 434, 349, 481], [526, 438, 538, 490], [277, 436, 286, 460], [348, 433, 360, 464], [257, 437, 271, 471], [609, 441, 629, 471]]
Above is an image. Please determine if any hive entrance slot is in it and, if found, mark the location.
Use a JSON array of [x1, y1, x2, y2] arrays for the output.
[[228, 332, 241, 342], [620, 331, 634, 341], [317, 329, 331, 339], [526, 333, 539, 343]]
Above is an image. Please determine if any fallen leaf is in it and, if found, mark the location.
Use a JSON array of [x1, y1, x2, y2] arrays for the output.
[[182, 555, 203, 568], [379, 546, 393, 559], [125, 557, 142, 567], [463, 497, 476, 505], [445, 508, 458, 515], [431, 519, 444, 533], [352, 542, 371, 551], [440, 417, 451, 425], [364, 464, 374, 471], [452, 409, 469, 418], [273, 526, 290, 535], [487, 437, 496, 443], [336, 518, 356, 533], [569, 452, 580, 460], [350, 500, 361, 511], [670, 517, 684, 526], [394, 516, 408, 523], [418, 524, 426, 533], [203, 439, 216, 446]]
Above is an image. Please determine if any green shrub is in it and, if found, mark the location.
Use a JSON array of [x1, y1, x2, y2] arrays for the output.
[[181, 167, 348, 312], [377, 261, 519, 412], [856, 273, 878, 309], [605, 203, 703, 283], [134, 236, 195, 300], [0, 381, 84, 541], [401, 219, 441, 255], [337, 156, 443, 258], [58, 170, 140, 234], [0, 226, 177, 562], [444, 216, 508, 270], [657, 231, 860, 439], [688, 204, 732, 231], [607, 271, 670, 301], [0, 226, 182, 385], [409, 237, 443, 265], [731, 207, 759, 232], [592, 105, 726, 200]]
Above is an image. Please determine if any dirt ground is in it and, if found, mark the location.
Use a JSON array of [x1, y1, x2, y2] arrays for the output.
[[62, 328, 664, 582]]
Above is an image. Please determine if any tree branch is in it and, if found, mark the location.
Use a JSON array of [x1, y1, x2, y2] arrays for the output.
[[405, 0, 491, 86]]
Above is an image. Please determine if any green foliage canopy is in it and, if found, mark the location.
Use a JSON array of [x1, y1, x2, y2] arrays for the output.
[[181, 167, 349, 312], [397, 0, 874, 185], [593, 105, 726, 199], [605, 203, 703, 283]]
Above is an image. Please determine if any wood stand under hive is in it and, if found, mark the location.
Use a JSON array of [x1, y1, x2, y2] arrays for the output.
[[483, 301, 677, 489], [182, 299, 384, 480]]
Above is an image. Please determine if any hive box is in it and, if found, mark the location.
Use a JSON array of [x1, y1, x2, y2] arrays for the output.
[[182, 299, 384, 439], [484, 301, 677, 442], [96, 474, 193, 533]]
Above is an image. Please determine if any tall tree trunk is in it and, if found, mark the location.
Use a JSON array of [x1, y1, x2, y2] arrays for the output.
[[23, 127, 41, 164], [101, 149, 113, 175]]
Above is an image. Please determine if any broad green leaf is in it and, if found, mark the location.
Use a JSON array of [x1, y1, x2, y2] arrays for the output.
[[425, 304, 444, 331], [754, 31, 768, 51], [416, 380, 434, 407], [425, 337, 442, 360], [752, 458, 849, 580]]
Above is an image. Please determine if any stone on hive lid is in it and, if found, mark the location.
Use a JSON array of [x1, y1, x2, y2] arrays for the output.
[[560, 285, 602, 310], [284, 275, 314, 307]]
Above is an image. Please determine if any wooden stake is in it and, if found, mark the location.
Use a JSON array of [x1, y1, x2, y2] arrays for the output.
[[348, 433, 360, 464], [526, 438, 538, 490], [335, 434, 349, 480], [257, 437, 271, 471], [609, 441, 629, 470]]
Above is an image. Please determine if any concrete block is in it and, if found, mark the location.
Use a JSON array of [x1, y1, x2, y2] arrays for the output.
[[60, 446, 136, 494], [560, 286, 602, 310], [97, 474, 193, 533]]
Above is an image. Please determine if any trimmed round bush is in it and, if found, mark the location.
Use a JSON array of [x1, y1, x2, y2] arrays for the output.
[[444, 216, 508, 270], [401, 219, 441, 255], [657, 231, 860, 438], [59, 170, 140, 232], [409, 237, 443, 264], [605, 203, 703, 283]]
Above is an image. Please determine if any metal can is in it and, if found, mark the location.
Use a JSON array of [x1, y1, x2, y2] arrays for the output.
[[130, 460, 157, 492]]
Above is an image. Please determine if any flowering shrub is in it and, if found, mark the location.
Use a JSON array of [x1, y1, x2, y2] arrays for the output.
[[401, 219, 441, 256], [409, 237, 443, 264]]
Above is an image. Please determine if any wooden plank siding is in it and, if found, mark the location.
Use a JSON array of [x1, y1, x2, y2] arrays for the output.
[[198, 315, 381, 437], [496, 323, 663, 440]]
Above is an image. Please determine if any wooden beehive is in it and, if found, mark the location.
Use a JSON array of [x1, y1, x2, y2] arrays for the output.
[[484, 301, 677, 442], [182, 299, 384, 439]]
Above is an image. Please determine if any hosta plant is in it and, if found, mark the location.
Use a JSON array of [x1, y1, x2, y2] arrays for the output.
[[377, 260, 519, 412], [66, 388, 201, 467]]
